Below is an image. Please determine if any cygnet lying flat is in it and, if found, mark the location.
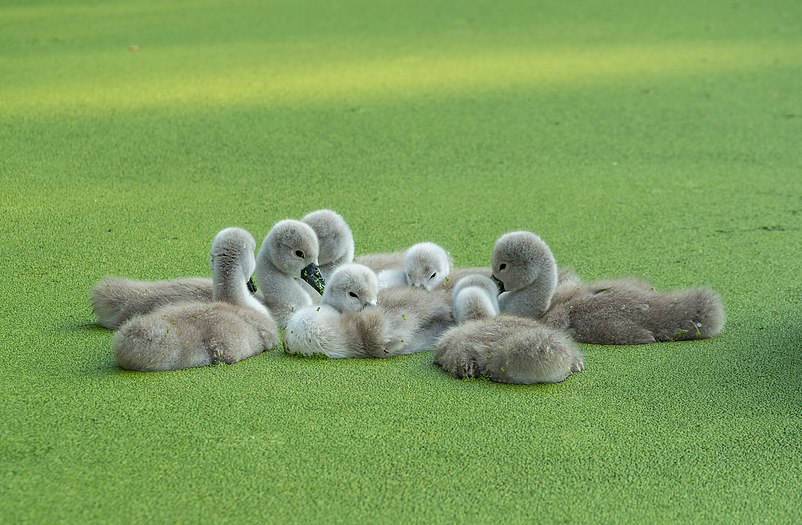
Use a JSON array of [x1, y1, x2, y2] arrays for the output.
[[491, 230, 725, 344], [113, 227, 279, 371]]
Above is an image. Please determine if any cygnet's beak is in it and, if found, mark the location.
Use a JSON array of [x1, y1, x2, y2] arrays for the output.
[[246, 276, 258, 294], [300, 263, 326, 295], [491, 275, 505, 294]]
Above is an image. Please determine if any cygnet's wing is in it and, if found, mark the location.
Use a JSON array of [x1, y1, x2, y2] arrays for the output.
[[354, 252, 406, 273]]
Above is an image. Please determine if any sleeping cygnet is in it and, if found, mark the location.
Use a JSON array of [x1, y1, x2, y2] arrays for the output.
[[113, 227, 279, 372], [376, 242, 451, 291]]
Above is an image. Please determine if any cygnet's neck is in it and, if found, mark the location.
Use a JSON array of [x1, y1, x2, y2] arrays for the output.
[[213, 264, 270, 315], [499, 261, 559, 318], [255, 254, 315, 312]]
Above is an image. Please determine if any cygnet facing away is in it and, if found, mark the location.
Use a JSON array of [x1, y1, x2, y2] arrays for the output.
[[491, 230, 726, 344], [376, 242, 452, 291], [301, 209, 355, 279], [451, 274, 500, 323], [113, 227, 279, 372], [434, 315, 585, 384], [255, 219, 326, 328]]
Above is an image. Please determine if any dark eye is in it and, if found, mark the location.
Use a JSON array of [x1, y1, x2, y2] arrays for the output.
[[349, 292, 358, 298], [295, 250, 304, 258], [499, 263, 507, 271], [429, 272, 437, 280]]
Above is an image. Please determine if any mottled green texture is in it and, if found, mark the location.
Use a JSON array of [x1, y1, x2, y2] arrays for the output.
[[1, 0, 801, 523]]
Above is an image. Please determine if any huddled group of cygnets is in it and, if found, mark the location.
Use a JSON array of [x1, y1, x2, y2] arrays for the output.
[[90, 209, 725, 384]]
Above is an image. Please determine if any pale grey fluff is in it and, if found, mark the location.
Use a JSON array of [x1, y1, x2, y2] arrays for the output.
[[113, 227, 279, 372], [90, 276, 214, 329], [434, 315, 584, 384], [451, 274, 500, 323], [354, 252, 406, 273], [301, 209, 355, 279], [492, 231, 558, 319], [374, 242, 452, 291], [285, 264, 385, 358], [492, 231, 726, 344], [285, 264, 454, 358], [255, 219, 324, 328]]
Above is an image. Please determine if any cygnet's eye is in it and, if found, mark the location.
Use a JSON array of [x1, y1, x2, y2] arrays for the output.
[[499, 263, 507, 271], [295, 250, 305, 258], [349, 292, 359, 299], [429, 272, 437, 280]]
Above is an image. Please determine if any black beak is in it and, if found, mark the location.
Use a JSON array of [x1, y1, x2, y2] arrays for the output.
[[491, 275, 505, 294], [301, 263, 326, 295], [247, 277, 258, 294]]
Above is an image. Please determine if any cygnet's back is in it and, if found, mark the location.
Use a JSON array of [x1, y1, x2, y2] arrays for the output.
[[91, 276, 213, 329], [113, 227, 278, 372], [434, 316, 584, 384], [542, 277, 726, 344]]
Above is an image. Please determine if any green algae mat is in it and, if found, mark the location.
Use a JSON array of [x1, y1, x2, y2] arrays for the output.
[[2, 0, 801, 522]]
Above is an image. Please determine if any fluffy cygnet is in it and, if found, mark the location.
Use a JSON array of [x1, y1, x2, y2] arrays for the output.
[[451, 274, 500, 323], [434, 315, 585, 384], [285, 263, 454, 357], [376, 242, 451, 291], [113, 227, 279, 372], [255, 219, 326, 328], [301, 209, 355, 279], [284, 264, 385, 358], [492, 231, 558, 318], [491, 230, 726, 344]]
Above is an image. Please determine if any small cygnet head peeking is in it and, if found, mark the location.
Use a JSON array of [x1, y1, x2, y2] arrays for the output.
[[322, 264, 379, 313], [301, 209, 355, 266], [491, 231, 556, 293], [404, 242, 450, 291], [210, 227, 258, 283]]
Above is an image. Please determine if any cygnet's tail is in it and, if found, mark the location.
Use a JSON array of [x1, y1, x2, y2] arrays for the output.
[[565, 281, 725, 344], [90, 276, 213, 329], [648, 286, 726, 342], [113, 316, 209, 372], [435, 317, 584, 384]]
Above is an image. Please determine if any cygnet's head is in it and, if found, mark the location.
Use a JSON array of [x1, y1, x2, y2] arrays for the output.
[[302, 209, 355, 266], [404, 242, 450, 291], [210, 227, 257, 283], [322, 264, 379, 313], [259, 220, 325, 293], [491, 231, 556, 293]]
